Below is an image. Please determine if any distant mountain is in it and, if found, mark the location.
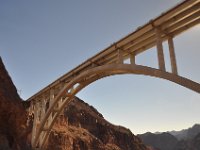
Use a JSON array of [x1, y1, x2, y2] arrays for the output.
[[173, 133, 200, 150], [169, 124, 200, 140], [138, 124, 200, 150], [138, 132, 177, 150], [193, 133, 200, 149]]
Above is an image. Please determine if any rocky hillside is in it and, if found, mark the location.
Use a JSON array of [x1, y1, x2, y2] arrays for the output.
[[45, 97, 148, 150], [0, 57, 149, 150]]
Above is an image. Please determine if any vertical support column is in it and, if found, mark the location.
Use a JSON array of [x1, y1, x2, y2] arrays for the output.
[[27, 101, 34, 126], [117, 49, 123, 64], [38, 130, 47, 149], [48, 89, 54, 127], [130, 52, 136, 65], [39, 131, 48, 149], [31, 101, 39, 148], [41, 96, 46, 119], [49, 89, 54, 107], [55, 84, 61, 110], [168, 36, 178, 75], [28, 101, 34, 115], [31, 101, 35, 114], [156, 28, 166, 71], [38, 100, 42, 121]]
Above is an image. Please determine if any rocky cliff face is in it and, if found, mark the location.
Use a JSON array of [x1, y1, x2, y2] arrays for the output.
[[0, 57, 31, 150], [0, 57, 149, 150], [45, 98, 148, 150]]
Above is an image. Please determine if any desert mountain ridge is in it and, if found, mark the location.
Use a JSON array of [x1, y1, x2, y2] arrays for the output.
[[138, 124, 200, 150], [150, 124, 200, 140], [168, 124, 200, 140]]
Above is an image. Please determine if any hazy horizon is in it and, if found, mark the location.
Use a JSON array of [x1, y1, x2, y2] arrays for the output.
[[1, 0, 200, 134]]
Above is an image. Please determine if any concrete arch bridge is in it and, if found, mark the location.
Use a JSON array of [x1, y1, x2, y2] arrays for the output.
[[27, 0, 200, 149]]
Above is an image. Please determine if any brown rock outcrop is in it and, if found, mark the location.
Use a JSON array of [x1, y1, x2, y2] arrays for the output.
[[0, 57, 31, 150]]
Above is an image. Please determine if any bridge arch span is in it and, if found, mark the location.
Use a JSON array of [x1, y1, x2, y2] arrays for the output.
[[31, 1, 200, 147], [32, 64, 200, 148]]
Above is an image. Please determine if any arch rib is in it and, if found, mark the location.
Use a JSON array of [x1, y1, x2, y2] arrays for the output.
[[32, 64, 200, 149]]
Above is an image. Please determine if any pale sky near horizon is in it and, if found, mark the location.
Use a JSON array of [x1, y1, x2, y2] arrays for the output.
[[0, 0, 200, 134]]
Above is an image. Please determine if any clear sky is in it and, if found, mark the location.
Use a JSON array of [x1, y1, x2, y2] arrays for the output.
[[1, 0, 200, 134]]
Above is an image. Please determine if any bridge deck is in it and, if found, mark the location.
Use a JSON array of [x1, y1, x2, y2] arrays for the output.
[[28, 0, 200, 101]]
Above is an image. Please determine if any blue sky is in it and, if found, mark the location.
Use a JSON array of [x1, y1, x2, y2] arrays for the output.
[[1, 0, 200, 134]]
